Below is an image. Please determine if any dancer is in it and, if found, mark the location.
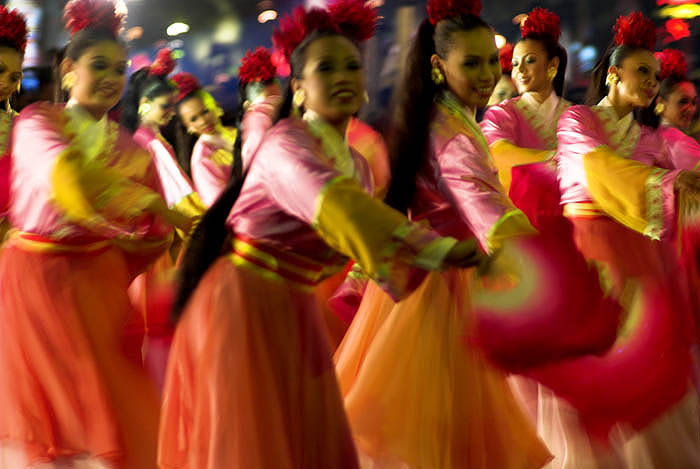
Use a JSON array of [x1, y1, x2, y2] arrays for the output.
[[174, 72, 238, 206], [0, 6, 26, 236], [481, 8, 569, 229], [531, 12, 700, 468], [487, 42, 518, 106], [0, 0, 187, 467], [158, 2, 480, 467]]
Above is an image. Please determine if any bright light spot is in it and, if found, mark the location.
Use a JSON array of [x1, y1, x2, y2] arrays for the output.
[[578, 45, 597, 62], [167, 22, 190, 37], [367, 0, 384, 6], [257, 9, 277, 23], [125, 26, 143, 41], [214, 18, 242, 43], [172, 49, 186, 59], [215, 73, 231, 84], [665, 18, 691, 40], [168, 39, 184, 48], [659, 4, 700, 18], [495, 34, 507, 49], [114, 0, 128, 19]]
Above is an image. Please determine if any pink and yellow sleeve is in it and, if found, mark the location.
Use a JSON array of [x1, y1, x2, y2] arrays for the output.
[[263, 132, 456, 300], [241, 96, 279, 169], [436, 133, 535, 252], [191, 140, 235, 207]]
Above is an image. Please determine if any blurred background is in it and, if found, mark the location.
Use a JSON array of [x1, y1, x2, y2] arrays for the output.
[[6, 0, 694, 121]]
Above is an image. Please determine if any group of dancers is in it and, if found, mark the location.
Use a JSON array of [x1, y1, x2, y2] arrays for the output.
[[0, 0, 699, 467]]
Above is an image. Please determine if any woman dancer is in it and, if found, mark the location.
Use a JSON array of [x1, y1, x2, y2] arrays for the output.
[[157, 2, 480, 467], [0, 0, 187, 467]]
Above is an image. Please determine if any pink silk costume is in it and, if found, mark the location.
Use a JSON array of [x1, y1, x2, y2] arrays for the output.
[[190, 126, 237, 207], [0, 110, 16, 221], [0, 102, 176, 469], [481, 93, 571, 231], [334, 91, 623, 468], [523, 103, 700, 468], [158, 113, 458, 469]]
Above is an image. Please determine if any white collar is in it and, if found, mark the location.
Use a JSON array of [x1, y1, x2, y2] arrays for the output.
[[597, 96, 634, 129], [302, 110, 359, 181], [521, 91, 560, 125]]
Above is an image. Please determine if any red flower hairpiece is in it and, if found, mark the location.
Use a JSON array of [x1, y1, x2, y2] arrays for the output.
[[271, 48, 291, 78], [521, 8, 561, 42], [327, 0, 379, 43], [500, 43, 514, 74], [0, 7, 27, 54], [172, 72, 200, 102], [272, 6, 337, 59], [63, 0, 125, 37], [614, 12, 656, 50], [239, 47, 277, 86], [655, 48, 687, 81], [427, 0, 482, 26], [149, 48, 176, 77]]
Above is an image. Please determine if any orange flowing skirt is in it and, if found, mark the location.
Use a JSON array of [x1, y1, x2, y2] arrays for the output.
[[158, 257, 358, 469], [0, 243, 160, 469], [335, 269, 552, 469]]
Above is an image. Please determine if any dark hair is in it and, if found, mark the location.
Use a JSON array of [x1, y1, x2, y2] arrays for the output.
[[54, 27, 125, 103], [172, 28, 357, 321], [174, 89, 225, 171], [517, 34, 568, 96], [120, 68, 176, 133], [659, 75, 689, 101], [586, 42, 659, 127], [384, 15, 490, 214]]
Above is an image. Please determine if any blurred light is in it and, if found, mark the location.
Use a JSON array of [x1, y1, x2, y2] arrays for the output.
[[168, 39, 184, 48], [129, 53, 150, 71], [258, 9, 277, 23], [512, 13, 527, 26], [665, 18, 691, 40], [494, 34, 507, 49], [214, 18, 242, 43], [657, 0, 700, 5], [167, 22, 190, 37], [172, 49, 186, 59], [659, 4, 700, 18], [368, 0, 384, 6], [125, 26, 143, 41], [578, 45, 597, 62], [114, 0, 128, 18], [214, 73, 231, 84]]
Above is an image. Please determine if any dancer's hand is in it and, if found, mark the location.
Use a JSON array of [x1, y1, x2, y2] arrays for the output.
[[444, 238, 488, 269]]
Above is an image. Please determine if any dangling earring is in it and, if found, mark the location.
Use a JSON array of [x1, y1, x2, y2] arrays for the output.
[[61, 71, 77, 91], [363, 91, 370, 104], [654, 102, 666, 116], [293, 89, 306, 109], [431, 67, 445, 85], [605, 73, 619, 87], [547, 68, 557, 81], [138, 102, 152, 118]]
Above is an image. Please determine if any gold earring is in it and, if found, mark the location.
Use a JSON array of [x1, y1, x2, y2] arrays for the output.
[[138, 102, 152, 118], [363, 91, 369, 104], [547, 68, 557, 81], [654, 102, 666, 116], [62, 71, 77, 91], [16, 81, 20, 94], [293, 89, 306, 108], [605, 73, 619, 87], [431, 67, 445, 85]]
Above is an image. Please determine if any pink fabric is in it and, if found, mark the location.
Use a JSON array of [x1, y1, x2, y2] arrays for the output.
[[481, 97, 549, 150], [557, 105, 682, 240], [657, 125, 700, 171], [0, 151, 10, 218], [241, 96, 279, 170], [411, 103, 516, 250], [228, 118, 372, 263], [9, 102, 171, 242], [133, 126, 195, 208], [190, 131, 234, 207]]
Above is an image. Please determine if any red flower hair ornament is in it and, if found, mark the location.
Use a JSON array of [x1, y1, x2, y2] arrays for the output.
[[172, 72, 200, 102], [0, 6, 28, 53], [239, 47, 277, 86], [272, 0, 378, 60], [655, 48, 687, 82], [521, 8, 561, 42], [427, 0, 482, 26], [614, 12, 656, 51], [149, 48, 176, 77], [499, 43, 514, 74], [63, 0, 125, 37]]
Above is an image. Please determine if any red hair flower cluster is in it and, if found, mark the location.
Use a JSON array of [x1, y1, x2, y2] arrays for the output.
[[63, 0, 125, 37], [149, 48, 176, 77], [172, 72, 200, 102], [521, 7, 561, 42], [655, 48, 687, 82], [0, 6, 27, 53], [327, 0, 378, 43], [239, 47, 277, 86], [427, 0, 482, 26], [499, 43, 514, 74], [614, 12, 656, 50]]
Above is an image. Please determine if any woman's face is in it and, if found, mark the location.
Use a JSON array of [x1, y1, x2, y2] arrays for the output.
[[433, 27, 501, 110], [178, 95, 219, 135], [293, 35, 365, 128], [488, 75, 518, 106], [64, 40, 127, 118], [512, 38, 558, 95], [610, 49, 660, 109], [661, 81, 697, 130], [142, 91, 176, 128], [0, 46, 22, 103]]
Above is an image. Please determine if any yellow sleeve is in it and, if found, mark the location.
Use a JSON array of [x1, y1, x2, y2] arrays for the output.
[[490, 140, 553, 191]]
